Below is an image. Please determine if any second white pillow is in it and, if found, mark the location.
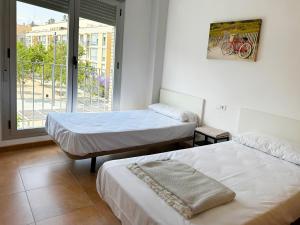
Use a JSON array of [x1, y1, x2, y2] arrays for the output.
[[148, 103, 197, 123], [234, 132, 300, 166]]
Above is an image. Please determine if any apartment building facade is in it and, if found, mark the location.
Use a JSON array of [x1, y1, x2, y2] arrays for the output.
[[17, 18, 114, 77]]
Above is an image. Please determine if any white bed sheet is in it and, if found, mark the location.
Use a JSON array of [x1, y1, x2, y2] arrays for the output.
[[46, 110, 196, 156], [97, 141, 300, 225]]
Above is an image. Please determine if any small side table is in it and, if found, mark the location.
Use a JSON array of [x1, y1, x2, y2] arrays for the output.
[[193, 126, 230, 147]]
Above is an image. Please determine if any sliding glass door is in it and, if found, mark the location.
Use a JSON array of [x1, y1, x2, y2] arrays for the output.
[[76, 0, 117, 112], [16, 1, 69, 129], [1, 0, 124, 139]]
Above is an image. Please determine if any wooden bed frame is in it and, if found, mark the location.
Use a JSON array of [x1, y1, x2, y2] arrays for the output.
[[54, 89, 205, 172]]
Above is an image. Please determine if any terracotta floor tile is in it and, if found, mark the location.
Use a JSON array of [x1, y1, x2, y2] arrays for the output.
[[83, 186, 102, 204], [0, 144, 124, 224], [0, 192, 34, 225], [72, 171, 97, 189], [67, 160, 101, 205], [27, 183, 93, 221], [0, 146, 69, 170], [36, 207, 106, 225], [17, 146, 71, 168], [97, 214, 121, 225], [0, 152, 21, 169], [0, 168, 24, 196], [94, 201, 121, 225], [20, 163, 75, 190], [68, 159, 100, 177]]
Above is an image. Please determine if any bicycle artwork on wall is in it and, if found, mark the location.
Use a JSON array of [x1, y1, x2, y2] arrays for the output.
[[207, 19, 262, 62]]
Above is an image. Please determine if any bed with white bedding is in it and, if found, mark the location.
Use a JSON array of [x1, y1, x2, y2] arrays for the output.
[[46, 109, 197, 157], [46, 89, 204, 172], [96, 109, 300, 225], [97, 140, 300, 225]]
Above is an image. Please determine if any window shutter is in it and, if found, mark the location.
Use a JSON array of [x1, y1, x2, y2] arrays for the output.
[[80, 0, 117, 26], [18, 0, 118, 26], [18, 0, 69, 13]]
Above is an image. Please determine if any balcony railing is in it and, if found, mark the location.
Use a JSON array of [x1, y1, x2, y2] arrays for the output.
[[17, 61, 112, 129]]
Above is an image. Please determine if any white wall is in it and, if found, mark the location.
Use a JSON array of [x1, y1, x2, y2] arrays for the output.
[[162, 0, 300, 134], [147, 0, 169, 104], [120, 0, 169, 110], [119, 0, 153, 110]]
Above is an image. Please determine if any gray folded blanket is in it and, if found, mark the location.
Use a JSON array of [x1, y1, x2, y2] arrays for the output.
[[128, 160, 236, 219]]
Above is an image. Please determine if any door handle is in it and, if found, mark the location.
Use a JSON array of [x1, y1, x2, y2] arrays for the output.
[[72, 56, 78, 69], [2, 68, 8, 82]]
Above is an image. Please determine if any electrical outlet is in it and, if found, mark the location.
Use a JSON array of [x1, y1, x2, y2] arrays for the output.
[[216, 105, 227, 111]]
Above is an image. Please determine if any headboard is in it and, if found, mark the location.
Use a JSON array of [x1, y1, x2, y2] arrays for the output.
[[238, 108, 300, 145], [159, 89, 205, 124]]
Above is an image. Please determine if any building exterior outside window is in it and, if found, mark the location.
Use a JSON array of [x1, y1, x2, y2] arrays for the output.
[[62, 35, 67, 43], [80, 34, 84, 45], [13, 1, 118, 131], [90, 48, 98, 61], [25, 36, 31, 46], [91, 33, 98, 46], [41, 35, 46, 45], [91, 62, 98, 68], [16, 18, 113, 72], [102, 34, 107, 46]]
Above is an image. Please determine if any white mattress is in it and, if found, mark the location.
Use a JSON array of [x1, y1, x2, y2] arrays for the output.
[[46, 110, 196, 156], [96, 141, 300, 225]]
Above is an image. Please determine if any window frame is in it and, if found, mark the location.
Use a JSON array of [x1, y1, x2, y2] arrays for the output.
[[90, 33, 98, 46], [0, 0, 124, 140], [90, 47, 98, 62]]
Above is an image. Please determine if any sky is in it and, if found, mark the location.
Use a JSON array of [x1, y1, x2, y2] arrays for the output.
[[17, 2, 66, 25]]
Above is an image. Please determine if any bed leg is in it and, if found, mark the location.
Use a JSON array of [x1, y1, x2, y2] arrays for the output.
[[90, 157, 96, 173]]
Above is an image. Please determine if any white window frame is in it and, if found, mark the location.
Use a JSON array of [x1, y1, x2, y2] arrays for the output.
[[0, 0, 124, 140], [90, 33, 98, 46], [90, 47, 98, 62]]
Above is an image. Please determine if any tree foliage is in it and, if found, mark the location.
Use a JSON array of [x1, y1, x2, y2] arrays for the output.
[[17, 40, 90, 86]]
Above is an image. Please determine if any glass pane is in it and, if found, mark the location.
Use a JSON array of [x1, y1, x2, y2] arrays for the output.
[[77, 18, 115, 112], [16, 1, 69, 129]]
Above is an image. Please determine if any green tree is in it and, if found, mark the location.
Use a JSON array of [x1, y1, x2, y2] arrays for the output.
[[17, 42, 47, 80], [17, 40, 92, 87], [17, 41, 30, 77]]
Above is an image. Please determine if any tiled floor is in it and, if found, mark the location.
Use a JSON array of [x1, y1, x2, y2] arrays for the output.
[[0, 144, 122, 225], [1, 143, 299, 225]]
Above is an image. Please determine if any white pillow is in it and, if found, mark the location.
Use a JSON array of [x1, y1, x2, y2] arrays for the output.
[[234, 132, 300, 166], [148, 103, 198, 123], [183, 111, 199, 124]]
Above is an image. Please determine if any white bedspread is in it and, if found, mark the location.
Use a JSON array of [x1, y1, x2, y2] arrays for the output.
[[97, 141, 300, 225], [46, 110, 196, 156]]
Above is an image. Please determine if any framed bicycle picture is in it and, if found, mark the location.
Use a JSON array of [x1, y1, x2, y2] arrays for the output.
[[207, 19, 262, 62]]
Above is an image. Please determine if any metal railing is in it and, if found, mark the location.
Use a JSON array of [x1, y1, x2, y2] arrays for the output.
[[17, 61, 112, 129]]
